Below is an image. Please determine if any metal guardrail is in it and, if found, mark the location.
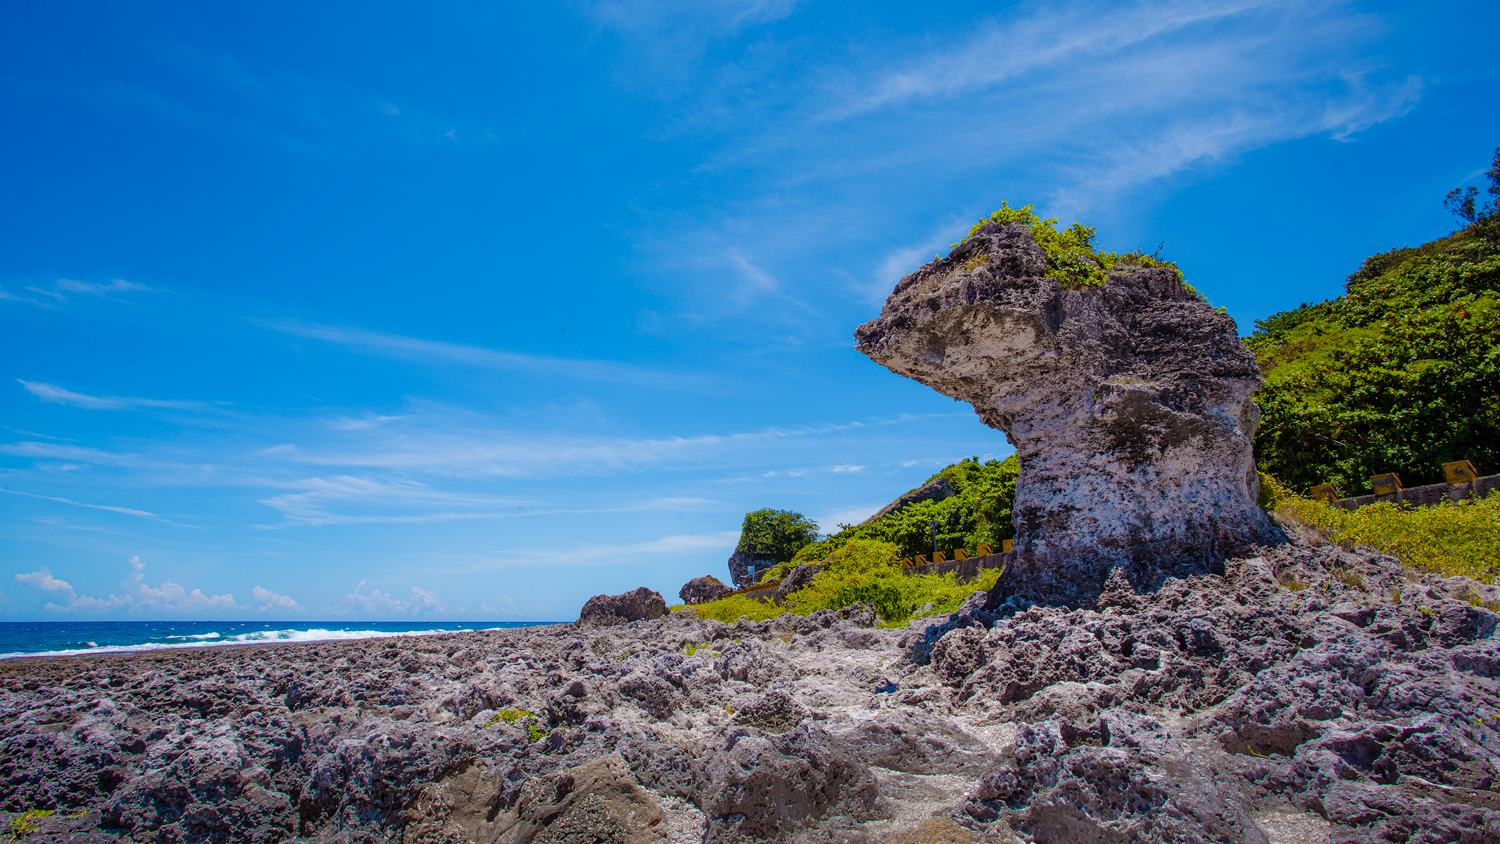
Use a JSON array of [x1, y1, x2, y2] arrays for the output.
[[1309, 460, 1496, 512]]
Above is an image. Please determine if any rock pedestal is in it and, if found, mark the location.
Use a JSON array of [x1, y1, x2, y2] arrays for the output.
[[855, 221, 1279, 605], [578, 588, 668, 627]]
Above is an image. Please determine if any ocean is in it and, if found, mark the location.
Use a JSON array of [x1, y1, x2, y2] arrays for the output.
[[0, 620, 560, 660]]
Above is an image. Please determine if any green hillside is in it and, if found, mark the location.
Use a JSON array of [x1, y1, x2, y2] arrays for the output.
[[1247, 156, 1500, 495], [778, 455, 1019, 575]]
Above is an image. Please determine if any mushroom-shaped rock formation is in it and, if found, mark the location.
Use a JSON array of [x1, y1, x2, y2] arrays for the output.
[[855, 220, 1279, 606]]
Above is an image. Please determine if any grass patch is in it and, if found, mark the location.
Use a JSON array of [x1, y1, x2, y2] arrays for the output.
[[483, 708, 549, 742], [1279, 490, 1500, 583], [690, 539, 1002, 625], [688, 594, 788, 624]]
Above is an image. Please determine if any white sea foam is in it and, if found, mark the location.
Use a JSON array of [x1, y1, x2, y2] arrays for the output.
[[0, 625, 526, 660]]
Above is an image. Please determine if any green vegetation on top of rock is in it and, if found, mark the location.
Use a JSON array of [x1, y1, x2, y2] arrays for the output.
[[1247, 153, 1500, 495], [777, 456, 1019, 577], [733, 508, 820, 565], [950, 201, 1190, 292]]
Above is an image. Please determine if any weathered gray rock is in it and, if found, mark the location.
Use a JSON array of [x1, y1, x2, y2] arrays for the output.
[[824, 709, 995, 775], [776, 562, 821, 600], [861, 476, 956, 525], [2, 541, 1494, 844], [579, 588, 669, 627], [964, 709, 1269, 843], [679, 576, 733, 605], [855, 221, 1279, 606], [727, 549, 778, 590], [693, 723, 881, 842], [491, 755, 666, 844]]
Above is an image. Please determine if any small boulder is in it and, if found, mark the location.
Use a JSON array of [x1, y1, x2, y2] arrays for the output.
[[579, 588, 668, 627], [679, 576, 733, 605], [492, 755, 666, 844]]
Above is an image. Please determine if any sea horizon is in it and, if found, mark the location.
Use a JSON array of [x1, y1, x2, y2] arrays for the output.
[[0, 619, 564, 660]]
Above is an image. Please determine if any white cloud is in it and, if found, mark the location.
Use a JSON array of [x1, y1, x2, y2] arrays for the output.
[[16, 380, 200, 411], [252, 586, 303, 612], [14, 557, 236, 614], [343, 581, 443, 616], [409, 585, 441, 609], [830, 464, 865, 474], [15, 567, 79, 601]]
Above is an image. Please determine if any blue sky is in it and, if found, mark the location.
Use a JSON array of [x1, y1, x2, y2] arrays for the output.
[[2, 0, 1497, 621]]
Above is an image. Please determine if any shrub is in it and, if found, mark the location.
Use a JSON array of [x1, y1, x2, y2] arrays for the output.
[[1278, 490, 1500, 583], [792, 456, 1020, 565], [785, 539, 1002, 625], [688, 593, 788, 624], [952, 202, 1191, 292], [735, 509, 819, 566]]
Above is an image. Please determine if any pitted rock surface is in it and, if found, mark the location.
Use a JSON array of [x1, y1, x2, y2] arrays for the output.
[[579, 588, 669, 627], [2, 543, 1496, 843], [855, 221, 1280, 606], [679, 576, 733, 605]]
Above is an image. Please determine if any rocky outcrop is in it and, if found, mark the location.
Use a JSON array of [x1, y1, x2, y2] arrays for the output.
[[855, 221, 1279, 606], [579, 588, 668, 626], [727, 549, 774, 590], [1, 543, 1495, 843], [679, 576, 733, 605], [860, 476, 956, 525]]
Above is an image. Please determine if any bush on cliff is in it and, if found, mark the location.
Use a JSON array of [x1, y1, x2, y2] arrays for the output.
[[692, 539, 1002, 625], [784, 456, 1019, 571], [734, 508, 819, 566], [950, 201, 1189, 291], [1247, 149, 1500, 495], [1276, 490, 1500, 584]]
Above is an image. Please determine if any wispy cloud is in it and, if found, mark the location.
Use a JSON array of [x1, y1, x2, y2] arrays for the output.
[[3, 278, 155, 307], [17, 380, 201, 411], [615, 0, 1422, 323], [0, 488, 196, 526], [255, 318, 706, 388]]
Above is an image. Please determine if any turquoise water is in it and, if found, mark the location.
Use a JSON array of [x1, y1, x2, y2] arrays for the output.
[[0, 620, 559, 659]]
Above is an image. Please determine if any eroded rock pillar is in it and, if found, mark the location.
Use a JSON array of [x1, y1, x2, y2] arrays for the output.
[[855, 222, 1279, 605]]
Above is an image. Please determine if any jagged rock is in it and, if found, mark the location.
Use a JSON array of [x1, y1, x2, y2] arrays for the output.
[[855, 220, 1280, 606], [776, 563, 821, 600], [726, 549, 774, 590], [692, 723, 881, 842], [861, 476, 956, 525], [824, 709, 995, 775], [882, 816, 980, 844], [3, 543, 1494, 844], [489, 755, 666, 844], [679, 576, 733, 605], [579, 588, 668, 627], [963, 709, 1267, 842]]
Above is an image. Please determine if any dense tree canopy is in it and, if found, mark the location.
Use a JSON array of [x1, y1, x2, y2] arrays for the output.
[[1247, 154, 1500, 494], [734, 508, 820, 564], [789, 456, 1020, 568]]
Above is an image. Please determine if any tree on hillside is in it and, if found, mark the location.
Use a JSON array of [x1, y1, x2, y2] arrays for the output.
[[1444, 146, 1500, 226], [1249, 145, 1500, 494], [735, 509, 819, 564]]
